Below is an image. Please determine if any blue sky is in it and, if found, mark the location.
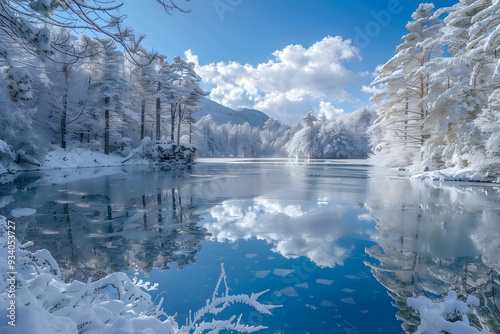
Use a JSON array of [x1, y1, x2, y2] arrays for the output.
[[121, 0, 458, 124]]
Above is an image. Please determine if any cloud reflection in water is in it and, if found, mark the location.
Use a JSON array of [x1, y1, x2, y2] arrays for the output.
[[205, 197, 357, 268]]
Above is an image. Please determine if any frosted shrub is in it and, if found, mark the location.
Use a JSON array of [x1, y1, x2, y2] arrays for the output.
[[110, 137, 133, 157], [122, 137, 196, 165], [90, 140, 102, 152]]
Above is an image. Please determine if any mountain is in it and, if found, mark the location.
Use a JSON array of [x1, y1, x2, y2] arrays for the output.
[[195, 98, 269, 129]]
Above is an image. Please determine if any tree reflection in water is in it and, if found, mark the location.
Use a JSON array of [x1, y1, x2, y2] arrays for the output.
[[16, 182, 209, 281], [364, 176, 500, 333]]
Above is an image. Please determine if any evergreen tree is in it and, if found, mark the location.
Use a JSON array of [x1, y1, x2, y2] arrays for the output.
[[369, 4, 444, 168]]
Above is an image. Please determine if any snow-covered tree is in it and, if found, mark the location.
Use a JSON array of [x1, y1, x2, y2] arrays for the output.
[[0, 0, 190, 57], [285, 112, 319, 158], [82, 38, 129, 155], [170, 56, 206, 146], [369, 3, 444, 168], [467, 0, 500, 171]]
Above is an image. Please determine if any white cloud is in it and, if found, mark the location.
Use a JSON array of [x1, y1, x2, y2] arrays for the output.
[[319, 101, 345, 119], [361, 85, 383, 95], [185, 36, 363, 124]]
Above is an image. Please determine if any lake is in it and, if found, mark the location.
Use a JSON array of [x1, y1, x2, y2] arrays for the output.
[[1, 158, 499, 333]]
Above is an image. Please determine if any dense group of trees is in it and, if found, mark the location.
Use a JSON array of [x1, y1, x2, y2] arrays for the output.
[[370, 1, 500, 174], [0, 0, 203, 169], [194, 108, 377, 158], [4, 0, 499, 173]]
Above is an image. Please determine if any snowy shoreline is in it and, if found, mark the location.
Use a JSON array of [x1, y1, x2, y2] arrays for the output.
[[1, 142, 197, 183], [2, 147, 499, 185], [410, 163, 500, 184]]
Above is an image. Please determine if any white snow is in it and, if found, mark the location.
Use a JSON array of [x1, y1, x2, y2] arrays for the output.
[[43, 146, 149, 169], [412, 166, 500, 183], [408, 291, 492, 334]]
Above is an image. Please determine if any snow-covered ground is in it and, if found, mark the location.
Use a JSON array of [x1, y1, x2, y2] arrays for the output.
[[411, 164, 500, 183], [1, 139, 198, 184], [0, 146, 147, 175], [42, 146, 149, 169], [0, 146, 149, 184]]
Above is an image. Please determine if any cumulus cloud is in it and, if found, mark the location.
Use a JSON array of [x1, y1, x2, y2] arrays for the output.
[[319, 101, 345, 119], [185, 36, 363, 124], [361, 85, 383, 95]]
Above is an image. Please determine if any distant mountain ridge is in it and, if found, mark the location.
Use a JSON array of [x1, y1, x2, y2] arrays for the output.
[[195, 98, 269, 129]]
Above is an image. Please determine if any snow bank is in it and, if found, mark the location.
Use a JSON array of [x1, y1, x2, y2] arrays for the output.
[[42, 146, 149, 169], [412, 164, 500, 183], [1, 140, 197, 181], [408, 291, 493, 334], [0, 216, 277, 333]]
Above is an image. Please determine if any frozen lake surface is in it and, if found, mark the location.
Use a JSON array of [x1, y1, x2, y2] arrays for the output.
[[2, 158, 500, 333]]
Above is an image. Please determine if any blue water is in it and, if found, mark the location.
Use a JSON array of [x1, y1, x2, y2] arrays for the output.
[[2, 158, 499, 333], [144, 237, 403, 333]]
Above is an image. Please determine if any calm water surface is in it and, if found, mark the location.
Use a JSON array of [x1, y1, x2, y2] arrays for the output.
[[1, 158, 500, 333]]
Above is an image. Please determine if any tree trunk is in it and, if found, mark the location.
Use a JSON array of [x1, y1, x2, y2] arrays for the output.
[[104, 96, 110, 155], [61, 66, 69, 149], [156, 82, 161, 141], [140, 98, 145, 140], [189, 122, 192, 144], [177, 103, 182, 146], [61, 88, 67, 149], [170, 103, 176, 142], [420, 72, 425, 148], [404, 93, 409, 143]]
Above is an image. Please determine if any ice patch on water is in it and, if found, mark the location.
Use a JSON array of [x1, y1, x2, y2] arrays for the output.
[[316, 279, 334, 285], [11, 207, 36, 217]]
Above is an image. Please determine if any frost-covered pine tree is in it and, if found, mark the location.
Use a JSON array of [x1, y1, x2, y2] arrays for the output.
[[83, 38, 129, 155], [421, 1, 482, 170], [0, 30, 45, 167], [261, 118, 289, 156], [369, 3, 444, 168], [285, 112, 319, 158], [421, 0, 499, 175], [170, 56, 206, 146], [467, 0, 500, 172]]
